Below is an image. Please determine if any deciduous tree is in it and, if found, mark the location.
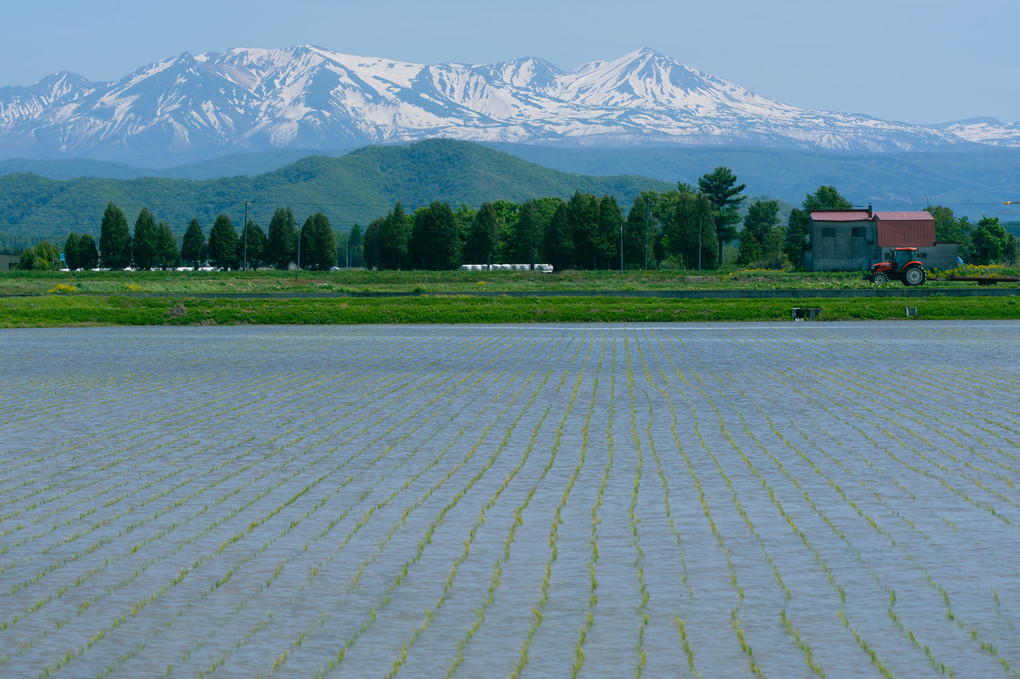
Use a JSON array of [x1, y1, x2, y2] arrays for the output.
[[925, 205, 971, 243], [967, 216, 1014, 265], [16, 240, 60, 270], [802, 185, 852, 212]]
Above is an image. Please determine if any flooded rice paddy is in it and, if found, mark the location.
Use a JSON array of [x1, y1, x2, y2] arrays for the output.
[[1, 322, 1019, 678]]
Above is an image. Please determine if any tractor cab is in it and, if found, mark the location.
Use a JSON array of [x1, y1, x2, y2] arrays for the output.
[[870, 247, 926, 286], [892, 247, 918, 274]]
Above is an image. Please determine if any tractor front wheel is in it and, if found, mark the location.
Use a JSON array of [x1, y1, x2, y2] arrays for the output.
[[871, 272, 889, 284], [902, 266, 926, 286]]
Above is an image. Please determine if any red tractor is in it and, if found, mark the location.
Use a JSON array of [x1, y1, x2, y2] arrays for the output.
[[869, 247, 926, 286]]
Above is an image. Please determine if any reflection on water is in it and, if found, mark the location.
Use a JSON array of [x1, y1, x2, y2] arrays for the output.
[[1, 322, 1018, 678]]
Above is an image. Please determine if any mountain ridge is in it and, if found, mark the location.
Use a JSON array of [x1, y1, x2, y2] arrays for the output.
[[2, 45, 1006, 168], [0, 138, 673, 247], [3, 139, 1018, 224]]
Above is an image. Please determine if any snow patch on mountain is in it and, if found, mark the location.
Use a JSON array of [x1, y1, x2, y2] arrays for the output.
[[932, 117, 1020, 147], [0, 45, 990, 166]]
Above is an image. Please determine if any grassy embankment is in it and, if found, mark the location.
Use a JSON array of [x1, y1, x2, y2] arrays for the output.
[[2, 292, 1018, 328], [0, 268, 879, 295], [1, 267, 1018, 327], [3, 264, 1020, 294]]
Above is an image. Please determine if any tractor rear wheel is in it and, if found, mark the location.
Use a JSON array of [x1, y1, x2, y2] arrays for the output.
[[871, 272, 889, 284], [902, 266, 926, 286]]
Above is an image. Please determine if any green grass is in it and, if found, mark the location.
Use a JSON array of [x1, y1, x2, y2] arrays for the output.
[[1, 293, 1018, 328], [4, 265, 1020, 296]]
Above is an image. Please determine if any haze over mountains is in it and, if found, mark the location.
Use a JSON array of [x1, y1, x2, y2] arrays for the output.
[[2, 46, 1018, 168], [0, 139, 675, 246]]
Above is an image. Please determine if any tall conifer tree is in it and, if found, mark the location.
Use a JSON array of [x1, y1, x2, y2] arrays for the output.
[[180, 218, 206, 270], [698, 167, 745, 265], [99, 202, 131, 269], [132, 207, 159, 270], [78, 234, 99, 270], [237, 220, 266, 269], [63, 232, 81, 270], [299, 212, 336, 271], [513, 201, 544, 266], [464, 202, 501, 265], [156, 221, 179, 269], [265, 207, 297, 270], [208, 214, 239, 270], [380, 202, 411, 270]]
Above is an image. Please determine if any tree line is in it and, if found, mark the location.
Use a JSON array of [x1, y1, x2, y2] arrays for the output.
[[921, 206, 1018, 266], [361, 167, 763, 271], [13, 165, 1019, 271], [19, 203, 365, 272], [358, 171, 1019, 272]]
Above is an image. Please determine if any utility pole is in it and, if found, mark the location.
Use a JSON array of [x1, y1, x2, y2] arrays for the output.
[[620, 219, 624, 274]]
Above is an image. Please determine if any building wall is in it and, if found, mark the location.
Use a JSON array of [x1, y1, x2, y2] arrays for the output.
[[925, 243, 961, 270], [809, 220, 877, 271], [872, 243, 961, 271], [0, 252, 17, 270], [809, 215, 946, 272], [919, 244, 961, 271]]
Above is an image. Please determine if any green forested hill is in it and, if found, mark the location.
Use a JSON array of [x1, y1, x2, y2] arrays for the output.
[[488, 143, 1020, 221], [0, 139, 671, 247]]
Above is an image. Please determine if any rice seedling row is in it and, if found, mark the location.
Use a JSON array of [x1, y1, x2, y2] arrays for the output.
[[129, 334, 540, 679], [207, 331, 559, 677], [1, 322, 1017, 677]]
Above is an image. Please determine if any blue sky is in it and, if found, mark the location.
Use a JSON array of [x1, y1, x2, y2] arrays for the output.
[[4, 0, 1016, 125]]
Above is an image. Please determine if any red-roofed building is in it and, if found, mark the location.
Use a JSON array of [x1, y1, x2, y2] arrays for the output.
[[874, 212, 936, 247], [803, 208, 958, 271]]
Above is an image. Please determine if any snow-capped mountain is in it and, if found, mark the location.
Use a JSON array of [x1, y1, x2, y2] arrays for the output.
[[0, 46, 987, 166], [931, 117, 1020, 147]]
